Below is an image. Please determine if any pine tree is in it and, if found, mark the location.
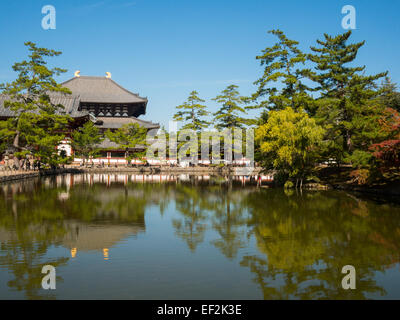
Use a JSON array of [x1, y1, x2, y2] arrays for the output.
[[0, 42, 71, 167], [173, 91, 210, 131], [71, 121, 103, 164], [308, 31, 387, 165], [105, 123, 148, 161], [251, 29, 312, 114], [212, 85, 249, 130], [378, 77, 400, 112]]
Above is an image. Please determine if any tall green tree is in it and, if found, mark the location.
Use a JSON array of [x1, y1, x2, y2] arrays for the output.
[[378, 77, 400, 112], [0, 42, 71, 167], [251, 29, 312, 115], [71, 121, 103, 164], [212, 85, 249, 130], [308, 31, 387, 166], [173, 91, 210, 131]]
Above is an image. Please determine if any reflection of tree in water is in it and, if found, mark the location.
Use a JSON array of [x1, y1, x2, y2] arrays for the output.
[[208, 186, 250, 260], [172, 185, 209, 252], [0, 241, 68, 300], [241, 189, 400, 299], [0, 180, 70, 299], [171, 180, 252, 258]]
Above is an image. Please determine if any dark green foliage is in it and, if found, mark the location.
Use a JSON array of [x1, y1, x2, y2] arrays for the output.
[[71, 121, 103, 162], [105, 123, 148, 161], [251, 29, 313, 114], [378, 77, 400, 112], [0, 42, 72, 167], [173, 91, 210, 131], [308, 31, 387, 166], [212, 85, 250, 130]]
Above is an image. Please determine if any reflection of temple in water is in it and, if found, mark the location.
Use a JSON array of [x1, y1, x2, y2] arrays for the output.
[[0, 221, 145, 261], [0, 174, 149, 261], [51, 173, 269, 189], [64, 222, 144, 260]]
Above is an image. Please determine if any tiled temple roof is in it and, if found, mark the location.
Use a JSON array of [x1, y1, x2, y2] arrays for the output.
[[95, 117, 159, 130], [61, 76, 148, 104], [0, 93, 88, 118]]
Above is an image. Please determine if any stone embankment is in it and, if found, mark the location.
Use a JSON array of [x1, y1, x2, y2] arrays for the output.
[[79, 166, 263, 175], [0, 168, 83, 183], [0, 166, 264, 183]]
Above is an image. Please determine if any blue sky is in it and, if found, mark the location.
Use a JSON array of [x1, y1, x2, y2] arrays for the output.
[[0, 0, 399, 127]]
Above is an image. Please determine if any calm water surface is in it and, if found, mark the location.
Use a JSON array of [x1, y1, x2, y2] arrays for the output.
[[1, 174, 400, 300]]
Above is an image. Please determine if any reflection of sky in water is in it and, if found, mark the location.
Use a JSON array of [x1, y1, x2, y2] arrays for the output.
[[1, 174, 400, 299]]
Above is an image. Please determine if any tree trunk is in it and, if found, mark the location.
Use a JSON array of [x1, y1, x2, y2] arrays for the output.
[[346, 130, 353, 152], [13, 130, 20, 149]]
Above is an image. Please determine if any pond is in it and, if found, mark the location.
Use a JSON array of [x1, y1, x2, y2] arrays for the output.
[[0, 174, 400, 300]]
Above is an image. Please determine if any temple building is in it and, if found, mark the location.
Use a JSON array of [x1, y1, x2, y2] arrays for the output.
[[0, 72, 160, 164]]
